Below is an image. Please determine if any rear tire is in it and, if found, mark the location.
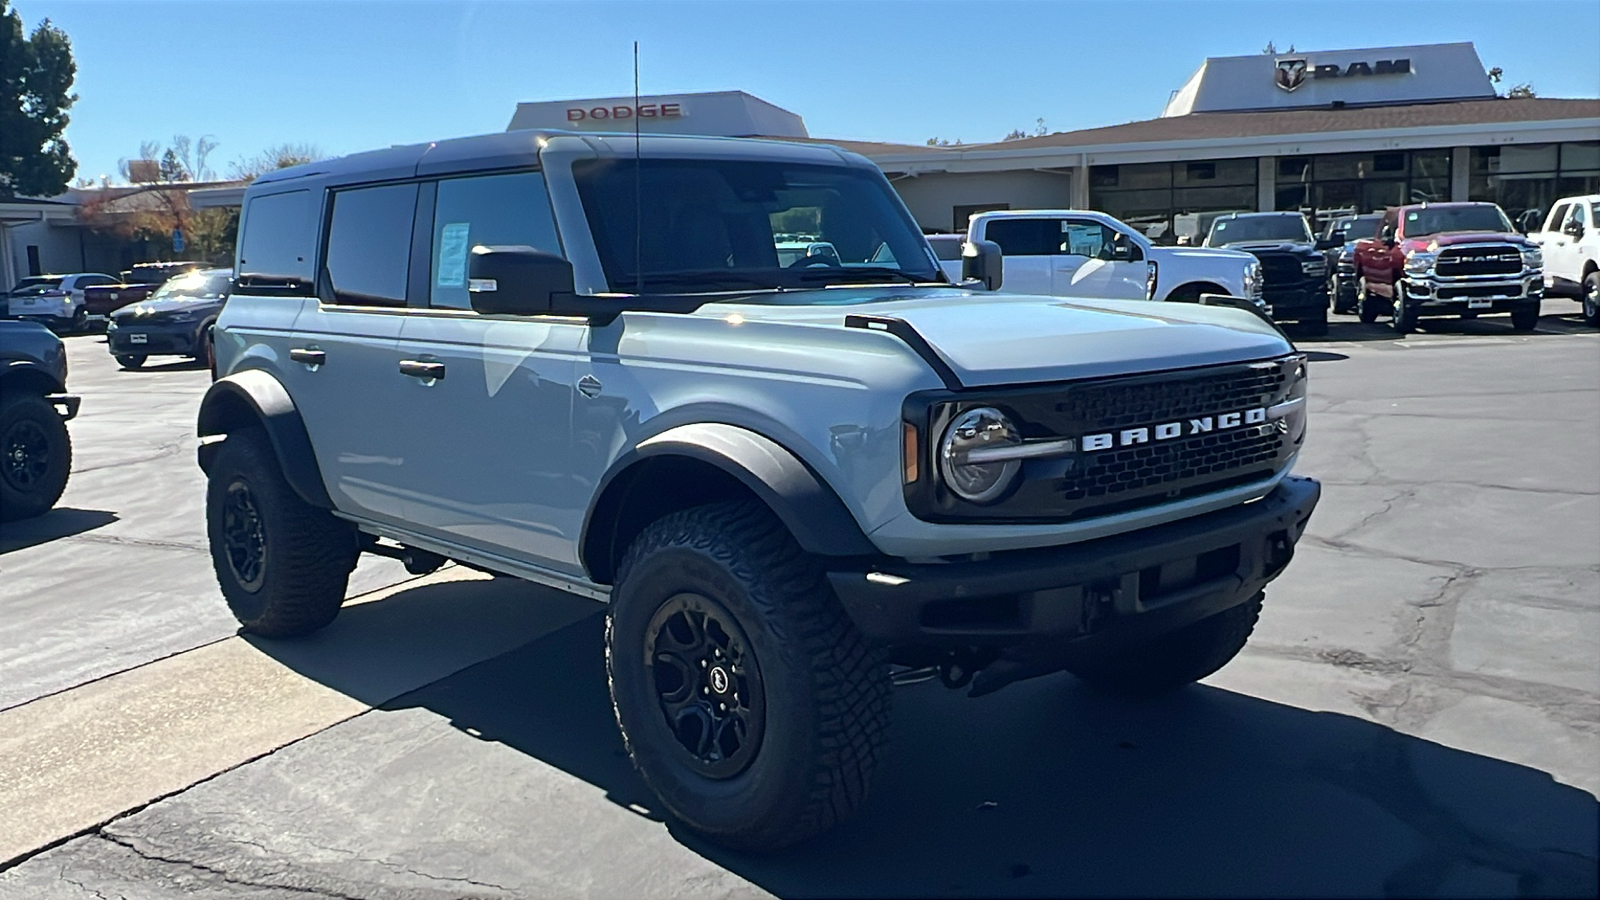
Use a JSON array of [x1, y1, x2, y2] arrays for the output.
[[70, 307, 89, 333], [115, 354, 146, 370], [205, 427, 356, 637], [0, 393, 72, 522], [606, 500, 890, 852], [1065, 593, 1263, 697], [1510, 304, 1540, 332]]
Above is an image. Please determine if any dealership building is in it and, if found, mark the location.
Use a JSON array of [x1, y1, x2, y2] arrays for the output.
[[502, 42, 1598, 243]]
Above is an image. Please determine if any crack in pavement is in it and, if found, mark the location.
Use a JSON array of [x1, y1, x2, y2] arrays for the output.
[[97, 832, 378, 900]]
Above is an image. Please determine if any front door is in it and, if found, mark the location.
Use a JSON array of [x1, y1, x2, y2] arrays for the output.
[[1050, 218, 1148, 300], [979, 218, 1058, 296]]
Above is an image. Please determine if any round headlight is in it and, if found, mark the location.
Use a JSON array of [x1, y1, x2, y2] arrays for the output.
[[938, 407, 1022, 504]]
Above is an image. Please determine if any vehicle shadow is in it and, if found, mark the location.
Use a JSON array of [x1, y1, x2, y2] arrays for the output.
[[257, 583, 1599, 898], [0, 507, 118, 554]]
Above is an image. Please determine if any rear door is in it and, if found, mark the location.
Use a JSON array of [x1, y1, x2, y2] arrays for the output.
[[978, 217, 1058, 295], [281, 182, 421, 526]]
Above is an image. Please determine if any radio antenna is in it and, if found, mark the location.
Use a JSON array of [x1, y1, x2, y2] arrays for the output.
[[633, 40, 643, 295]]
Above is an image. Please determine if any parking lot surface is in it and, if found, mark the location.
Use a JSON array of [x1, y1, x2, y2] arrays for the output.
[[1, 304, 1596, 898]]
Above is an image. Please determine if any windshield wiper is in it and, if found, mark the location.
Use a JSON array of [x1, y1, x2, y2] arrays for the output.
[[794, 267, 934, 286]]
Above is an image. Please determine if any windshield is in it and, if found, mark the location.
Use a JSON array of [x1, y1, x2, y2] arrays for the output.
[[149, 271, 231, 301], [1404, 205, 1513, 237], [572, 158, 943, 297], [1338, 215, 1383, 241], [8, 277, 63, 295], [1204, 214, 1313, 246]]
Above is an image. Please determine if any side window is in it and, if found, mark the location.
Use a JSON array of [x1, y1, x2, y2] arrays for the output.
[[429, 172, 561, 310], [324, 184, 418, 307], [982, 219, 1059, 257], [1548, 202, 1571, 233], [1570, 203, 1589, 229], [1059, 220, 1115, 258], [238, 190, 315, 291], [1380, 209, 1398, 240]]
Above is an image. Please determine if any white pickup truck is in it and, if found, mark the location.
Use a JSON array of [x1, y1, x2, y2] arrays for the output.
[[1531, 194, 1600, 325], [958, 210, 1263, 305]]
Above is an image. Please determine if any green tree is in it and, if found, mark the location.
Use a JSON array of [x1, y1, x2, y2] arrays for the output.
[[0, 0, 77, 199]]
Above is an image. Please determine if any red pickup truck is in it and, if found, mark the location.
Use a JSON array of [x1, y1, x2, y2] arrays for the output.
[[1352, 202, 1543, 334], [83, 261, 208, 321]]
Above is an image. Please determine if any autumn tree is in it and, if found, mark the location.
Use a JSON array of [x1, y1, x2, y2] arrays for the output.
[[0, 0, 77, 198]]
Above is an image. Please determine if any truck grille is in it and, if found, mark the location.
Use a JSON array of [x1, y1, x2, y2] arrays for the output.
[[1255, 253, 1303, 286], [909, 357, 1303, 523], [1436, 246, 1522, 277]]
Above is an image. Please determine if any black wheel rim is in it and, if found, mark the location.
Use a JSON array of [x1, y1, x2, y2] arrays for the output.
[[222, 479, 267, 592], [644, 593, 765, 779], [1, 419, 51, 491]]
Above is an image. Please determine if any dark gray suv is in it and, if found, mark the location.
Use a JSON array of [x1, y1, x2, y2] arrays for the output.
[[105, 268, 232, 369], [0, 320, 79, 521]]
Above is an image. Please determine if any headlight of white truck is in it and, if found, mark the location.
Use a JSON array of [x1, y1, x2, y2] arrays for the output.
[[938, 407, 1022, 504], [1404, 251, 1437, 275], [1522, 247, 1543, 269], [1243, 261, 1262, 299]]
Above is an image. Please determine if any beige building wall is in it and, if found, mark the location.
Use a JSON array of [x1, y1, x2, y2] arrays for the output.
[[888, 169, 1074, 233]]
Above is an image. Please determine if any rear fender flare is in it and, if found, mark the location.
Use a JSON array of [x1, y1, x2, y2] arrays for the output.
[[196, 369, 332, 508]]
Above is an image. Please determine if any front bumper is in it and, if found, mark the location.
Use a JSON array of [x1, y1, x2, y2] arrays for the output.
[[1402, 269, 1543, 313], [1261, 282, 1329, 320], [107, 320, 202, 356], [828, 475, 1319, 649]]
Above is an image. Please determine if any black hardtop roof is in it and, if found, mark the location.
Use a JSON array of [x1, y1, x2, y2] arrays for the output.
[[250, 130, 865, 193]]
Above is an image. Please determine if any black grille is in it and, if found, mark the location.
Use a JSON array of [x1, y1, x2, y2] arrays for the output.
[[1062, 425, 1283, 503], [1436, 246, 1522, 277], [1438, 284, 1518, 300], [906, 356, 1304, 523], [1256, 253, 1303, 285]]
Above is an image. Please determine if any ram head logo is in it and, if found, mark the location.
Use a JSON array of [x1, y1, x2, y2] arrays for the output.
[[1275, 58, 1308, 92]]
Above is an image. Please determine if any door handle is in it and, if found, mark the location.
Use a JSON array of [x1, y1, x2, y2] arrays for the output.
[[289, 348, 325, 366], [399, 359, 446, 380]]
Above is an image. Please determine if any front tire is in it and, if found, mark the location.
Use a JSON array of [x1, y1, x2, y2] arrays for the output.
[[205, 427, 356, 637], [115, 354, 146, 370], [1510, 303, 1540, 332], [606, 500, 890, 852], [1065, 592, 1263, 697], [1301, 306, 1329, 337], [1357, 277, 1382, 323], [1391, 286, 1418, 335], [0, 394, 72, 522], [1581, 272, 1599, 327]]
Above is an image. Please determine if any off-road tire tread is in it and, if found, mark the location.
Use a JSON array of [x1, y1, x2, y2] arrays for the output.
[[206, 427, 353, 637], [1065, 592, 1264, 697], [0, 393, 72, 522], [606, 500, 890, 852]]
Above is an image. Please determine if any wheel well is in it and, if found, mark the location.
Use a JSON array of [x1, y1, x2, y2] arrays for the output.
[[583, 456, 765, 585], [1166, 282, 1225, 301], [0, 367, 62, 399], [197, 388, 259, 438], [1583, 260, 1597, 277]]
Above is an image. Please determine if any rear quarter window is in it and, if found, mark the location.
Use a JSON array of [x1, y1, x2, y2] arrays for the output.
[[238, 190, 316, 292]]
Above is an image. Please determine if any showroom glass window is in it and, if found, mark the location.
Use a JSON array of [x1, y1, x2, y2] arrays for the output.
[[1274, 150, 1449, 230], [1091, 158, 1256, 245], [1469, 142, 1600, 222], [428, 172, 562, 310], [324, 184, 418, 307]]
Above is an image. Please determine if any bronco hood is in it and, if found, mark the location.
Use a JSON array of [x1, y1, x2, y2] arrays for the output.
[[716, 290, 1292, 388]]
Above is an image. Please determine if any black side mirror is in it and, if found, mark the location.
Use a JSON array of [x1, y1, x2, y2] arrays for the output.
[[962, 239, 1003, 291], [1563, 219, 1584, 238], [1107, 237, 1140, 262], [468, 246, 575, 316], [1316, 235, 1344, 250], [1518, 209, 1544, 235]]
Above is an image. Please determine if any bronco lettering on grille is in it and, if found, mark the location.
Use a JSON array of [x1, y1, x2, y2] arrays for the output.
[[1081, 407, 1269, 451]]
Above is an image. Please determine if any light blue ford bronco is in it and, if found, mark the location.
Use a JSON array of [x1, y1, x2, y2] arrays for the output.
[[198, 130, 1319, 851]]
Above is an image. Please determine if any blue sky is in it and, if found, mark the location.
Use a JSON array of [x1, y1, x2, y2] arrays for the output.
[[18, 0, 1600, 186]]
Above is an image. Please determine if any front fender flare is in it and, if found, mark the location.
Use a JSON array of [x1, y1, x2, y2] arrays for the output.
[[196, 369, 332, 509], [582, 422, 878, 580]]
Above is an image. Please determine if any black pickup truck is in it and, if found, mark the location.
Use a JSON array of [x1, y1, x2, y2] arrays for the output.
[[0, 320, 79, 521], [1204, 212, 1336, 334]]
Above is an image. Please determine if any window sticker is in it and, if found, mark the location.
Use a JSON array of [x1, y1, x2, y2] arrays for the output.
[[436, 222, 471, 287]]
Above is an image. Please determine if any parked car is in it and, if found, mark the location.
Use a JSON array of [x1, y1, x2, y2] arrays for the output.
[[199, 130, 1317, 852], [105, 268, 232, 369], [1321, 214, 1383, 314], [963, 209, 1263, 305], [82, 261, 208, 322], [0, 320, 79, 521], [774, 240, 841, 266], [1203, 212, 1334, 334], [1352, 202, 1543, 334], [2, 273, 119, 332], [1531, 194, 1600, 326]]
